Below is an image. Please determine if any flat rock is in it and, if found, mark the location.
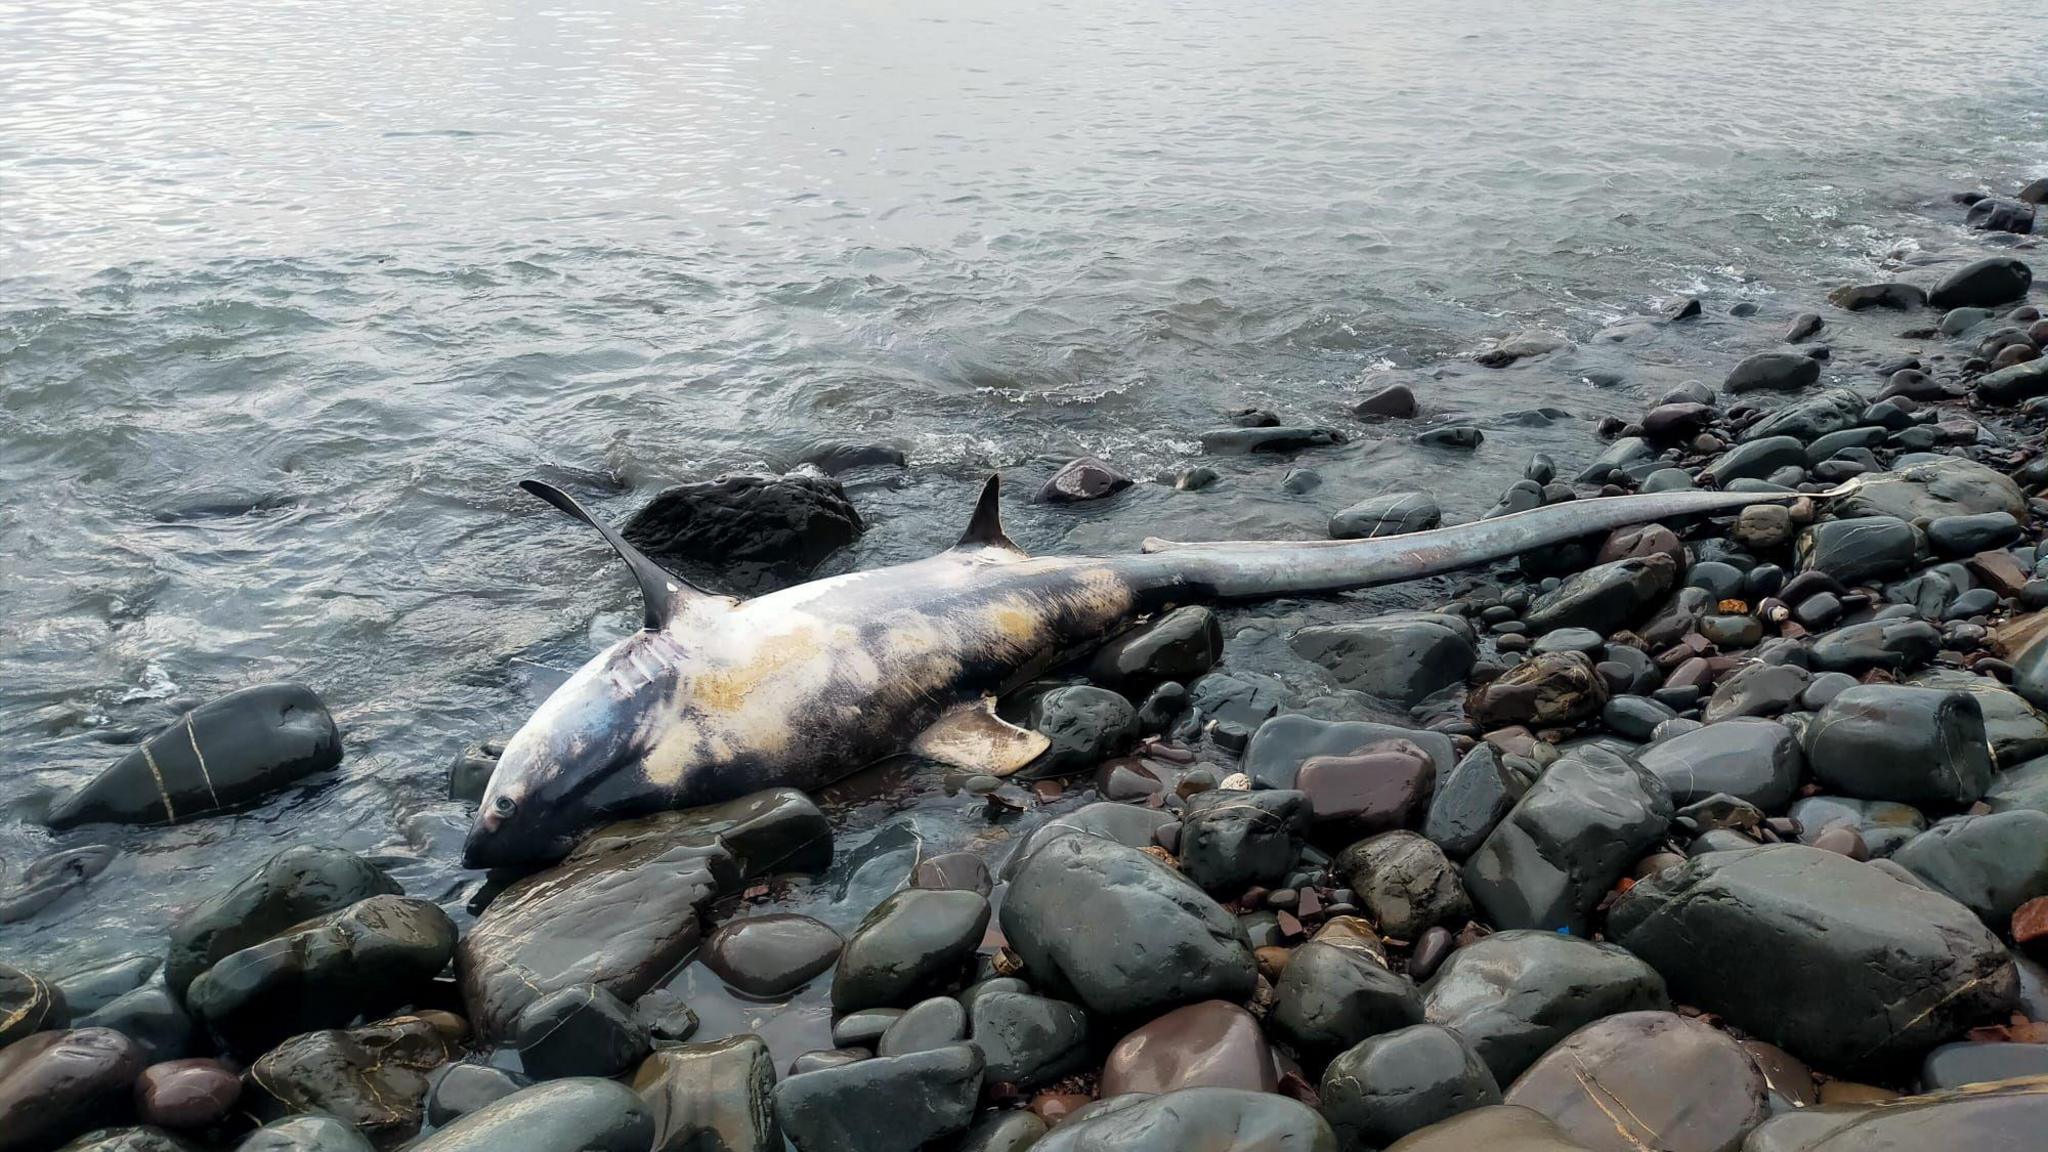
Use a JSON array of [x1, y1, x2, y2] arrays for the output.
[[772, 1044, 983, 1152], [1099, 999, 1273, 1096], [1635, 717, 1802, 810], [408, 1078, 655, 1152], [1380, 1106, 1593, 1151], [1329, 493, 1440, 539], [1241, 715, 1454, 791], [1503, 1011, 1768, 1152], [632, 1036, 779, 1152], [1826, 457, 2025, 523], [1291, 613, 1476, 707], [704, 914, 843, 999], [1200, 427, 1346, 454], [1805, 685, 1992, 806], [831, 889, 989, 1012], [1742, 1076, 2048, 1150], [1421, 929, 1669, 1084]]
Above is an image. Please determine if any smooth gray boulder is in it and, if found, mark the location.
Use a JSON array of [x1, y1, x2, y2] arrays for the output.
[[1421, 930, 1669, 1084]]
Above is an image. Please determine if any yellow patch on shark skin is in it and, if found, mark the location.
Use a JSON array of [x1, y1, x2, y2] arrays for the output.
[[693, 627, 828, 714], [641, 717, 705, 790]]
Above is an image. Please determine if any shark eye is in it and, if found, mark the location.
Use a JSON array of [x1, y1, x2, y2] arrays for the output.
[[492, 795, 518, 817]]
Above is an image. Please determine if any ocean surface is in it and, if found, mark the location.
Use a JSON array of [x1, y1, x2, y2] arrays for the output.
[[3, 0, 2046, 1052]]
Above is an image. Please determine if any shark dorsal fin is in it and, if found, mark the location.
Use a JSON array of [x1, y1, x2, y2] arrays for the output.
[[519, 479, 709, 630], [954, 474, 1023, 554]]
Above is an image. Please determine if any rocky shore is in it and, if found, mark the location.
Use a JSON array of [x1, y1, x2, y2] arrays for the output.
[[7, 177, 2048, 1152]]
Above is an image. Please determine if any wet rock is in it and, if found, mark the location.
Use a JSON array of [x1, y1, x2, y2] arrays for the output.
[[1744, 1069, 2048, 1149], [966, 991, 1087, 1088], [0, 1029, 145, 1152], [1177, 788, 1312, 894], [1271, 918, 1424, 1065], [1892, 810, 2048, 929], [74, 985, 193, 1066], [1785, 312, 1823, 341], [424, 1064, 527, 1127], [832, 889, 989, 1012], [621, 471, 862, 593], [514, 983, 650, 1080], [1797, 516, 1920, 584], [1928, 512, 2022, 557], [1088, 607, 1222, 695], [1635, 717, 1802, 809], [773, 1044, 983, 1152], [1828, 282, 1925, 311], [877, 997, 966, 1057], [1320, 1024, 1501, 1151], [1502, 1011, 1768, 1152], [704, 915, 843, 999], [409, 1078, 655, 1152], [1741, 390, 1865, 444], [185, 894, 457, 1056], [1328, 493, 1440, 540], [1336, 832, 1471, 939], [1827, 457, 2026, 523], [165, 844, 399, 1002], [1476, 332, 1566, 367], [1919, 1040, 2048, 1089], [57, 1130, 197, 1152], [459, 788, 828, 1039], [235, 1116, 374, 1152], [51, 956, 157, 1019], [632, 1035, 778, 1152], [793, 440, 906, 475], [1700, 662, 1809, 723], [1423, 745, 1528, 859], [1522, 555, 1678, 636], [1789, 795, 1926, 858], [1422, 930, 1669, 1085], [1979, 356, 2048, 405], [999, 801, 1175, 879], [1415, 426, 1482, 450], [47, 683, 343, 829], [1292, 613, 1475, 707], [134, 1059, 240, 1130], [1003, 832, 1253, 1018], [1202, 426, 1346, 454], [1098, 999, 1275, 1095], [1724, 353, 1820, 395], [1806, 618, 1940, 675], [0, 964, 67, 1048], [1465, 652, 1609, 729], [1295, 744, 1437, 840], [1805, 685, 1993, 806], [1463, 747, 1672, 933], [1378, 1106, 1591, 1151], [1354, 384, 1419, 419], [447, 742, 499, 804], [948, 1112, 1046, 1152], [1966, 197, 2036, 234], [1241, 715, 1454, 791], [0, 844, 117, 924], [1024, 686, 1139, 776], [1609, 845, 2017, 1068], [249, 1016, 451, 1139], [1641, 403, 1715, 442], [1033, 1088, 1334, 1152]]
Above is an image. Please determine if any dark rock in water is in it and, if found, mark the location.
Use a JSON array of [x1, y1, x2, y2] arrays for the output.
[[1805, 685, 1992, 806], [235, 1116, 374, 1152], [75, 986, 193, 1066], [0, 1028, 145, 1152], [409, 1078, 655, 1152], [1503, 1011, 1769, 1152], [47, 683, 342, 829], [0, 844, 117, 924], [1422, 929, 1668, 1085], [1576, 437, 1652, 484], [1636, 717, 1801, 809], [1640, 402, 1715, 442], [1829, 456, 2026, 522], [621, 471, 861, 593], [1724, 352, 1820, 394], [1797, 516, 1919, 584], [1098, 999, 1275, 1095], [514, 983, 651, 1080], [829, 1010, 900, 1048], [1024, 686, 1139, 776], [1919, 1041, 2048, 1090], [1271, 917, 1424, 1065], [1789, 795, 1926, 858], [1177, 788, 1311, 894], [1827, 282, 1925, 311], [966, 991, 1088, 1088], [1088, 607, 1222, 695], [1463, 747, 1672, 934], [1740, 389, 1865, 444], [1173, 466, 1220, 491], [165, 844, 399, 1002], [632, 1036, 779, 1152], [1662, 296, 1702, 321], [52, 956, 157, 1019], [1475, 332, 1566, 367], [1522, 554, 1677, 636], [632, 986, 699, 1045], [1291, 613, 1475, 707], [2024, 178, 2048, 205], [447, 742, 499, 804], [1377, 1106, 1590, 1151], [1336, 832, 1471, 939], [773, 1043, 983, 1152], [794, 440, 906, 475], [1977, 356, 2048, 405], [0, 964, 67, 1048], [1241, 715, 1454, 791], [1785, 312, 1824, 342], [185, 894, 457, 1057], [1423, 745, 1528, 859], [1036, 457, 1131, 503], [1966, 197, 2036, 234], [135, 1058, 241, 1130], [248, 1016, 452, 1139], [1032, 1088, 1335, 1152], [1000, 832, 1254, 1018], [1281, 467, 1322, 494], [1807, 618, 1939, 676], [1609, 845, 2017, 1069], [1926, 512, 2021, 557], [424, 1064, 527, 1127], [1414, 426, 1483, 450], [1328, 493, 1440, 540], [877, 997, 966, 1057], [1939, 305, 1997, 334], [1354, 384, 1419, 419], [1892, 810, 2048, 929], [459, 788, 829, 1040], [1925, 255, 2023, 309], [704, 914, 843, 999], [1201, 427, 1346, 454], [831, 889, 989, 1012], [56, 1130, 198, 1152], [1320, 1024, 1501, 1151], [1134, 682, 1187, 736], [1465, 651, 1609, 730]]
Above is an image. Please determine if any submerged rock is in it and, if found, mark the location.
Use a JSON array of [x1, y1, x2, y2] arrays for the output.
[[1422, 929, 1669, 1085], [164, 844, 399, 1002], [1724, 352, 1820, 394], [621, 471, 862, 594], [703, 914, 844, 999]]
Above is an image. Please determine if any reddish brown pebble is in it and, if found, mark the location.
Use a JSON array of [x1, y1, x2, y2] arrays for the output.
[[1032, 780, 1063, 803], [1100, 1000, 1278, 1096], [1030, 1092, 1094, 1126], [1409, 926, 1453, 982], [135, 1058, 242, 1129], [1256, 946, 1294, 983], [2013, 897, 2048, 951], [1811, 825, 1868, 862]]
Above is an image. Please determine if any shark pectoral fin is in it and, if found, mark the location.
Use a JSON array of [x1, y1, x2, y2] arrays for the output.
[[911, 697, 1049, 776]]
